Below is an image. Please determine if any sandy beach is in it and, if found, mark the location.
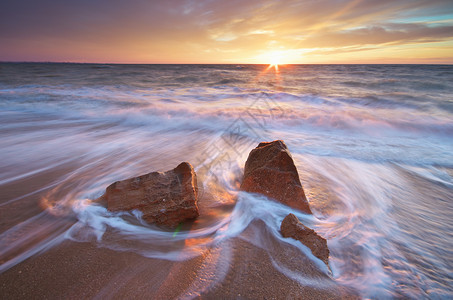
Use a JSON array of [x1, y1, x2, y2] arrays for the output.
[[0, 158, 357, 299], [2, 147, 452, 299], [0, 229, 357, 299]]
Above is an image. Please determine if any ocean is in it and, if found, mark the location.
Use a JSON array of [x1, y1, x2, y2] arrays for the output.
[[0, 63, 452, 298]]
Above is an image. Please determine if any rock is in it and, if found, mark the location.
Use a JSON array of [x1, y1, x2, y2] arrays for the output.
[[280, 213, 329, 265], [280, 214, 329, 265], [104, 162, 199, 227], [240, 140, 312, 214]]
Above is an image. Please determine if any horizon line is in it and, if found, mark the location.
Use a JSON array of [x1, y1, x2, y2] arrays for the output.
[[1, 61, 452, 66]]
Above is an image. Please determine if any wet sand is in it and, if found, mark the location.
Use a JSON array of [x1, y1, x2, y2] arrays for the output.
[[0, 163, 359, 299], [0, 233, 357, 299]]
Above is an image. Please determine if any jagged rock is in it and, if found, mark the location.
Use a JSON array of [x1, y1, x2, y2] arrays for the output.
[[281, 213, 329, 265], [240, 140, 312, 214], [104, 162, 199, 227]]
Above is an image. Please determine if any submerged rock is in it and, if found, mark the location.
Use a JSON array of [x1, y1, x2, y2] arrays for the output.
[[280, 213, 329, 266], [104, 162, 199, 227], [240, 140, 312, 214]]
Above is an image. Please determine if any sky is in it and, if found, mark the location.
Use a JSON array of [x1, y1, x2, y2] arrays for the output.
[[1, 0, 453, 64]]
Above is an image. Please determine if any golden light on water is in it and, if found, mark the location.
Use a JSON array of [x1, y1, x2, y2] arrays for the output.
[[266, 64, 280, 72]]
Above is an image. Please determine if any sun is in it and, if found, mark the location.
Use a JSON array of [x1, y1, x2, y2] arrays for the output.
[[264, 51, 284, 71], [256, 50, 293, 71], [255, 49, 301, 66], [268, 51, 282, 66], [268, 51, 283, 70]]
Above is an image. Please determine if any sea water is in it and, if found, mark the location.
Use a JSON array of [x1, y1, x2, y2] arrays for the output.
[[0, 63, 452, 298]]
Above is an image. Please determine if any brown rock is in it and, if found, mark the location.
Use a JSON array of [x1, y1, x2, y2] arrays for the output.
[[280, 213, 329, 265], [104, 162, 199, 227], [240, 140, 312, 214]]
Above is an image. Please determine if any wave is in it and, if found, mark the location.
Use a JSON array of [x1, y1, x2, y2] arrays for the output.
[[1, 63, 453, 298], [1, 84, 452, 170], [2, 84, 451, 126], [2, 146, 451, 297]]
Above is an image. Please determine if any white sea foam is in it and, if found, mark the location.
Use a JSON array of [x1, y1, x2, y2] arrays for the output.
[[1, 64, 453, 297]]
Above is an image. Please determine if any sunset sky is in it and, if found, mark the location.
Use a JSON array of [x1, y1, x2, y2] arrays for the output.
[[1, 0, 453, 64]]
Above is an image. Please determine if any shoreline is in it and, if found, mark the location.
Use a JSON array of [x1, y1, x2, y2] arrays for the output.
[[0, 229, 358, 299], [0, 163, 358, 298]]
